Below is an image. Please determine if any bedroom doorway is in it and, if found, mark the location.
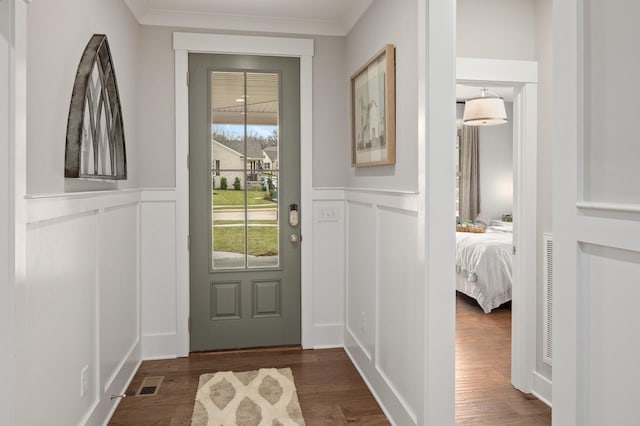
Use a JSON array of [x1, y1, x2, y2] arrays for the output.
[[455, 57, 539, 396]]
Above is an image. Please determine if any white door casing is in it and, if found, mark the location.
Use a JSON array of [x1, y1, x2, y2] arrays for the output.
[[173, 33, 314, 356]]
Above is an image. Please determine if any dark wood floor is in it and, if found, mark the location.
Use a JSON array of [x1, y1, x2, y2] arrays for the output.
[[456, 293, 551, 425], [109, 296, 551, 425], [108, 347, 389, 425]]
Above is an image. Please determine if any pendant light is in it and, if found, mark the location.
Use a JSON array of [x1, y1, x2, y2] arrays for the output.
[[463, 88, 508, 126]]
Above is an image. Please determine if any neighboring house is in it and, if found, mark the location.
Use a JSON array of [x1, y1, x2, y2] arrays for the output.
[[211, 138, 268, 189], [262, 146, 278, 170]]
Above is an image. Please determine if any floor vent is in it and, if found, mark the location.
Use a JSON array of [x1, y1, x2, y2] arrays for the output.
[[135, 376, 164, 397], [542, 233, 553, 366]]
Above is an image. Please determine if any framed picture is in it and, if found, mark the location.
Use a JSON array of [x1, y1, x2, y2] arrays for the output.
[[351, 44, 396, 167]]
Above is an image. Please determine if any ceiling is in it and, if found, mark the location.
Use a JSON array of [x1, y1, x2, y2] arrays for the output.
[[124, 0, 374, 36], [211, 72, 279, 125]]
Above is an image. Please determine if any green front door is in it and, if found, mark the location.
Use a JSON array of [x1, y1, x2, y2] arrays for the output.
[[188, 53, 301, 351]]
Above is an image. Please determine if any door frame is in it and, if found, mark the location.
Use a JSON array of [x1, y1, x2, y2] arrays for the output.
[[173, 33, 314, 356], [456, 57, 539, 394]]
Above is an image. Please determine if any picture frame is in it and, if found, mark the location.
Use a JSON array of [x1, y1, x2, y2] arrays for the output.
[[351, 44, 396, 167]]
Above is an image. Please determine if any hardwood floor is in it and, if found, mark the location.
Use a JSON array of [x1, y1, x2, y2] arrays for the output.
[[108, 347, 389, 425], [456, 293, 551, 425], [110, 296, 551, 425]]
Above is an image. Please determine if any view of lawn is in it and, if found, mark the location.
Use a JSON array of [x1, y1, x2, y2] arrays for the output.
[[211, 190, 279, 257], [212, 190, 276, 209], [213, 226, 278, 256]]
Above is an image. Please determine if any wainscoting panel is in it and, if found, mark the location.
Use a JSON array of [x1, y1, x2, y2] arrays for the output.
[[100, 203, 140, 392], [140, 195, 177, 359], [343, 189, 421, 426], [376, 206, 421, 419], [17, 191, 142, 426], [311, 196, 345, 347], [346, 200, 377, 360], [577, 243, 640, 426], [19, 212, 99, 426]]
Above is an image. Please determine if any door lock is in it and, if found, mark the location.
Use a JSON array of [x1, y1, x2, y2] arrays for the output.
[[289, 204, 299, 227]]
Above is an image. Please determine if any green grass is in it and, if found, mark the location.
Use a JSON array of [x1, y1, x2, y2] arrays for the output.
[[214, 220, 277, 225], [212, 190, 275, 209], [213, 226, 278, 256]]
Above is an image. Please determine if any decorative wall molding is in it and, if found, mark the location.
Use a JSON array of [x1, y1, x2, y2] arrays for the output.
[[21, 190, 141, 425], [577, 201, 640, 214], [344, 189, 421, 425]]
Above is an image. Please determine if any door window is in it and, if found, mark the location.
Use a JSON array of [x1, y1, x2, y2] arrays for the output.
[[210, 71, 280, 270]]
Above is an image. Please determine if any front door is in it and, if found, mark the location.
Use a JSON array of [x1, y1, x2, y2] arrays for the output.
[[188, 53, 301, 351]]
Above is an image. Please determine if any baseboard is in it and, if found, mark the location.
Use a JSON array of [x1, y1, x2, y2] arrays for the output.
[[532, 371, 552, 407], [101, 357, 142, 426], [344, 330, 417, 426], [79, 340, 142, 426], [142, 333, 178, 360], [311, 324, 343, 349]]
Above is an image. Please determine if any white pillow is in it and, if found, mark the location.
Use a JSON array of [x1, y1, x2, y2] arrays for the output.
[[475, 212, 490, 227]]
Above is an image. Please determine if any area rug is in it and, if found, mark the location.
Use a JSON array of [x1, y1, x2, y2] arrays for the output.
[[191, 367, 306, 426]]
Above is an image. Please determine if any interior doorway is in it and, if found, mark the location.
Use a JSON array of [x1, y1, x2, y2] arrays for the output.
[[455, 57, 539, 396]]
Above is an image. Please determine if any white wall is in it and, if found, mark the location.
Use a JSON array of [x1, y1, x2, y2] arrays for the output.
[[342, 0, 425, 424], [457, 0, 536, 60], [137, 26, 348, 189], [345, 0, 419, 192], [26, 0, 141, 194], [584, 0, 640, 203], [311, 36, 348, 188], [14, 2, 144, 424], [553, 2, 640, 422], [479, 103, 514, 220], [535, 0, 553, 385]]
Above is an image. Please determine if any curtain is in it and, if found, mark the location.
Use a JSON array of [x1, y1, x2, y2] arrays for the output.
[[460, 126, 480, 221]]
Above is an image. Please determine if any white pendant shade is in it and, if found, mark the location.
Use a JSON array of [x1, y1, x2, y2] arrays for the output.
[[463, 89, 508, 126]]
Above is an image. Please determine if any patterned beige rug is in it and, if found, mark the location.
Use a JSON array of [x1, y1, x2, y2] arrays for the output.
[[191, 368, 306, 426]]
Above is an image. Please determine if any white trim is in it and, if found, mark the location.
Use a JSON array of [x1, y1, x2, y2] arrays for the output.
[[173, 33, 314, 57], [457, 57, 538, 84], [553, 0, 580, 423], [456, 58, 539, 395], [137, 10, 346, 37], [124, 1, 372, 37], [173, 32, 315, 355], [423, 0, 457, 424], [2, 2, 28, 425], [532, 371, 553, 408], [577, 201, 640, 214]]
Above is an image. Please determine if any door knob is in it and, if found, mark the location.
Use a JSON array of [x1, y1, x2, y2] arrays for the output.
[[289, 234, 299, 243]]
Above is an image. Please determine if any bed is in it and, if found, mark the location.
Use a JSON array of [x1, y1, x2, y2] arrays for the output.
[[455, 223, 513, 313]]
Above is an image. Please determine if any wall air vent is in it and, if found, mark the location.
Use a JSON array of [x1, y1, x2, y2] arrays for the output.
[[542, 233, 553, 366]]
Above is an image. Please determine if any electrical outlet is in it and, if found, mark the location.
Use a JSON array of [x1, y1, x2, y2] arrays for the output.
[[80, 365, 89, 397], [361, 312, 366, 334]]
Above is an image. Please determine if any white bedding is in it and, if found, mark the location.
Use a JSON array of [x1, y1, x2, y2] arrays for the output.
[[456, 227, 513, 313]]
